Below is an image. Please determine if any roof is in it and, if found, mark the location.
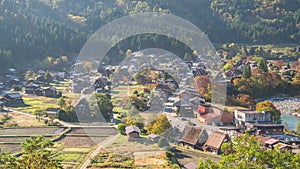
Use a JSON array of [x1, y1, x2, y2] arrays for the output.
[[220, 111, 234, 123], [148, 134, 160, 139], [125, 126, 140, 134], [274, 142, 291, 149], [180, 126, 205, 145], [184, 162, 198, 169], [46, 108, 60, 112], [204, 131, 228, 150], [265, 138, 279, 145], [255, 135, 271, 145], [5, 93, 22, 98]]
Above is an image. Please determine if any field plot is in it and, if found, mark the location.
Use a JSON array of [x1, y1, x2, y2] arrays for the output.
[[0, 127, 64, 136], [13, 96, 58, 113], [0, 136, 30, 143], [56, 151, 88, 169], [0, 112, 46, 127], [172, 146, 221, 167], [59, 136, 107, 147], [88, 152, 134, 168], [0, 144, 21, 154], [69, 127, 117, 136]]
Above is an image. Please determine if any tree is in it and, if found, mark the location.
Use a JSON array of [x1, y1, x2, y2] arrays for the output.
[[242, 65, 251, 79], [57, 97, 66, 109], [147, 114, 171, 135], [0, 135, 62, 169], [256, 101, 281, 123], [44, 70, 53, 83], [198, 133, 299, 169], [257, 58, 268, 72], [91, 93, 113, 122], [295, 122, 300, 134], [0, 153, 17, 169], [117, 123, 126, 135], [18, 135, 62, 169], [24, 70, 35, 80]]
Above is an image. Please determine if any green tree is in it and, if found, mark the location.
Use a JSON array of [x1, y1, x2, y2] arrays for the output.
[[91, 93, 113, 122], [242, 65, 251, 79], [24, 70, 35, 80], [257, 58, 268, 72], [0, 153, 17, 169], [57, 97, 66, 109], [295, 122, 300, 134], [256, 101, 281, 123], [44, 70, 54, 83], [117, 123, 126, 135], [198, 133, 299, 169]]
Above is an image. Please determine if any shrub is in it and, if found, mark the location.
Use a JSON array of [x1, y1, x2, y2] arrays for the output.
[[117, 123, 126, 135]]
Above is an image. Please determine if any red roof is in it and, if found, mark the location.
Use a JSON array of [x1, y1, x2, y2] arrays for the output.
[[265, 138, 279, 145]]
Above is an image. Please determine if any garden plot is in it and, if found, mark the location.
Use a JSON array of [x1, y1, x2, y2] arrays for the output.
[[59, 136, 107, 147], [0, 144, 21, 154], [68, 127, 117, 136], [0, 127, 65, 136]]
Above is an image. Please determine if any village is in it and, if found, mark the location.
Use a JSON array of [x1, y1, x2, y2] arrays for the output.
[[0, 45, 300, 168]]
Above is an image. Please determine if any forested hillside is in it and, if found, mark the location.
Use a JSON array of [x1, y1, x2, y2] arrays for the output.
[[0, 0, 299, 72]]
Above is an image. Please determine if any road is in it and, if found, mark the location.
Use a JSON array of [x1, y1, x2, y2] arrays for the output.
[[80, 134, 120, 169]]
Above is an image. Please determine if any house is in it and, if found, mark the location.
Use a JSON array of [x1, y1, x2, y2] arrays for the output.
[[274, 142, 292, 152], [35, 88, 43, 96], [125, 126, 140, 138], [179, 126, 208, 149], [245, 123, 284, 138], [0, 93, 24, 107], [173, 100, 194, 117], [203, 131, 230, 154], [44, 87, 57, 97], [46, 108, 60, 118], [148, 134, 160, 143], [24, 84, 40, 94], [265, 138, 280, 149], [234, 110, 271, 128], [148, 95, 164, 112]]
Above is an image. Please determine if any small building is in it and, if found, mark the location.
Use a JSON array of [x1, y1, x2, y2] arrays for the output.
[[179, 126, 208, 149], [245, 123, 284, 137], [148, 134, 160, 143], [24, 84, 39, 94], [274, 142, 292, 153], [46, 108, 60, 118], [35, 88, 43, 96], [0, 93, 24, 107], [203, 131, 230, 154], [125, 126, 140, 138], [234, 110, 271, 128], [148, 95, 164, 112], [265, 138, 280, 149], [44, 87, 57, 97]]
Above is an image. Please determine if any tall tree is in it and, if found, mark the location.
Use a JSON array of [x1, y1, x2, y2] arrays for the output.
[[242, 65, 251, 79]]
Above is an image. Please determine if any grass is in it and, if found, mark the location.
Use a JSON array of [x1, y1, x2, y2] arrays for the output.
[[0, 112, 47, 127], [13, 96, 58, 113]]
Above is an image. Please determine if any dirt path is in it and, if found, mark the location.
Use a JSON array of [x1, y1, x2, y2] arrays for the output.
[[80, 134, 120, 169]]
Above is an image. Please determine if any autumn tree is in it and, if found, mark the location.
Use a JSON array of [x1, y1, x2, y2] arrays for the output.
[[195, 75, 211, 101], [256, 101, 281, 123], [24, 70, 35, 80], [57, 97, 66, 109], [147, 114, 171, 135]]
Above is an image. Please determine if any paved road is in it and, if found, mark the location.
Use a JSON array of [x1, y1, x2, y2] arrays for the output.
[[80, 134, 120, 169]]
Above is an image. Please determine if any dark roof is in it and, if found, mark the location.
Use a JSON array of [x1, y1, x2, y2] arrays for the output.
[[203, 131, 228, 150], [46, 108, 60, 112], [5, 93, 22, 98], [180, 126, 205, 145], [148, 134, 160, 139], [125, 126, 140, 134]]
